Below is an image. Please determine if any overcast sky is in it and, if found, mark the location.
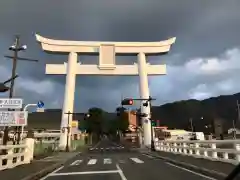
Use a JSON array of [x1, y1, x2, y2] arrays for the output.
[[0, 0, 240, 112]]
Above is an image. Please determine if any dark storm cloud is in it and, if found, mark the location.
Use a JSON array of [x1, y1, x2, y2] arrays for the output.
[[0, 0, 240, 111]]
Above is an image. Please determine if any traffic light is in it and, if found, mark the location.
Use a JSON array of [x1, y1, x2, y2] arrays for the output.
[[0, 84, 9, 92], [151, 120, 156, 127], [116, 107, 126, 116], [143, 101, 149, 107], [121, 98, 134, 106]]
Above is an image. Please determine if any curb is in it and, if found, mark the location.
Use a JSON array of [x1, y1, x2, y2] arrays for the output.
[[142, 152, 227, 180], [20, 153, 80, 180]]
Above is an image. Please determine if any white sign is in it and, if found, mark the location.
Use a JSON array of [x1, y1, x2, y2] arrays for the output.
[[0, 111, 28, 126], [0, 98, 23, 109], [36, 108, 45, 112]]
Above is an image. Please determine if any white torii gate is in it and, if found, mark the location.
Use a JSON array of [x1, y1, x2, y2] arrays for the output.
[[35, 34, 176, 149]]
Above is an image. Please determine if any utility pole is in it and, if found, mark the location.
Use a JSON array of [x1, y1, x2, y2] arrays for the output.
[[233, 120, 236, 139], [2, 35, 38, 145], [190, 118, 194, 132], [237, 100, 240, 122]]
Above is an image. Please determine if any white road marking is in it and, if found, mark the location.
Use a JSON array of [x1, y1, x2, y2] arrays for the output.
[[142, 154, 154, 159], [116, 164, 128, 180], [89, 148, 93, 150], [165, 162, 217, 180], [104, 158, 112, 164], [101, 148, 103, 150], [119, 160, 126, 164], [70, 160, 82, 166], [130, 158, 144, 164], [39, 166, 64, 180], [49, 170, 119, 176], [88, 159, 97, 165], [106, 147, 109, 149], [43, 156, 54, 160]]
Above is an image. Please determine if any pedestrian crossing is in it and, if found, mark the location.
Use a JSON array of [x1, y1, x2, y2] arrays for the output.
[[89, 146, 125, 150], [69, 157, 144, 166]]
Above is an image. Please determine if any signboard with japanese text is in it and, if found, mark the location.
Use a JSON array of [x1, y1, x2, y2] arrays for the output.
[[0, 98, 23, 109], [0, 111, 28, 126]]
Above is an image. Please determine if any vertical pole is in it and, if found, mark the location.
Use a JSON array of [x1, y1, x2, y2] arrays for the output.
[[237, 100, 240, 122], [233, 120, 236, 139], [190, 118, 193, 132], [2, 36, 20, 146], [137, 52, 151, 146], [59, 52, 77, 150], [149, 99, 155, 151], [66, 111, 70, 152]]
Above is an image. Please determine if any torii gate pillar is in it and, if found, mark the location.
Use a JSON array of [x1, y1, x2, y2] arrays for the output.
[[36, 34, 176, 149]]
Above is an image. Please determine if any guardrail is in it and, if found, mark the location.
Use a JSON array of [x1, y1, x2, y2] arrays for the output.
[[155, 140, 240, 165], [0, 138, 34, 171]]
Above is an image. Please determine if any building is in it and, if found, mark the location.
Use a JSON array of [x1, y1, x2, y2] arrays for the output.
[[124, 110, 137, 132]]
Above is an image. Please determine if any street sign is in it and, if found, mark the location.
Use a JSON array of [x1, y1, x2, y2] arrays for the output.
[[37, 101, 44, 108], [71, 121, 78, 128], [0, 111, 28, 126], [0, 98, 22, 109], [36, 108, 45, 112]]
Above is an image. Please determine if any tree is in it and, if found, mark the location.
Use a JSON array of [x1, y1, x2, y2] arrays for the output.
[[87, 107, 104, 142], [115, 106, 129, 133]]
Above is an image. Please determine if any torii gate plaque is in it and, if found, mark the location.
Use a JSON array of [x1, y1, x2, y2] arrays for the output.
[[36, 34, 176, 149]]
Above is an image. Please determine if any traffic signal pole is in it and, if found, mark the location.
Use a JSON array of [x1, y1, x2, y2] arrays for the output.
[[121, 96, 156, 151]]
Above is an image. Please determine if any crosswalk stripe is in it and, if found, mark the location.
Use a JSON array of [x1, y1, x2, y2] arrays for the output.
[[70, 160, 82, 166], [103, 158, 112, 164], [87, 159, 97, 165], [130, 158, 144, 164]]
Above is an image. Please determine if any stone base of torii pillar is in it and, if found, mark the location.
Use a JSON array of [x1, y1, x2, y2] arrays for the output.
[[35, 34, 176, 150]]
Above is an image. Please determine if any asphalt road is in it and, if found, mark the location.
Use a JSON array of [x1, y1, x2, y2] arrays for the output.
[[40, 139, 217, 180]]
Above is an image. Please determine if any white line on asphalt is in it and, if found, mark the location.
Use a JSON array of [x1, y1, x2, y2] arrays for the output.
[[49, 170, 119, 176], [42, 156, 54, 160], [106, 147, 109, 149], [104, 158, 112, 164], [39, 166, 64, 180], [116, 164, 128, 180], [165, 162, 217, 180], [101, 147, 104, 150], [130, 158, 144, 164], [141, 154, 154, 159], [87, 159, 97, 165], [70, 160, 82, 166]]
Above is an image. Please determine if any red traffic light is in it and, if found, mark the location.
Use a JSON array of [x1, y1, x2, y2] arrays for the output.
[[121, 98, 134, 106], [129, 99, 133, 105]]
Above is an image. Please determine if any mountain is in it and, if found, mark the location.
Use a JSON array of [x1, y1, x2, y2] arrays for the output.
[[151, 92, 240, 134]]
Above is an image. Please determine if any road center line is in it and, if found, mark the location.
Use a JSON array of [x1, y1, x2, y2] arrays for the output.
[[165, 162, 216, 180], [116, 164, 128, 180], [49, 170, 120, 176]]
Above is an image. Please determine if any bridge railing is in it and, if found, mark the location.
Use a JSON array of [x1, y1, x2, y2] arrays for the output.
[[155, 140, 240, 165], [0, 138, 34, 171]]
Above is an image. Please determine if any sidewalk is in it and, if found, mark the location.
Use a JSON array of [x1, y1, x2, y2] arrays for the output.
[[0, 152, 79, 180], [141, 149, 237, 178]]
